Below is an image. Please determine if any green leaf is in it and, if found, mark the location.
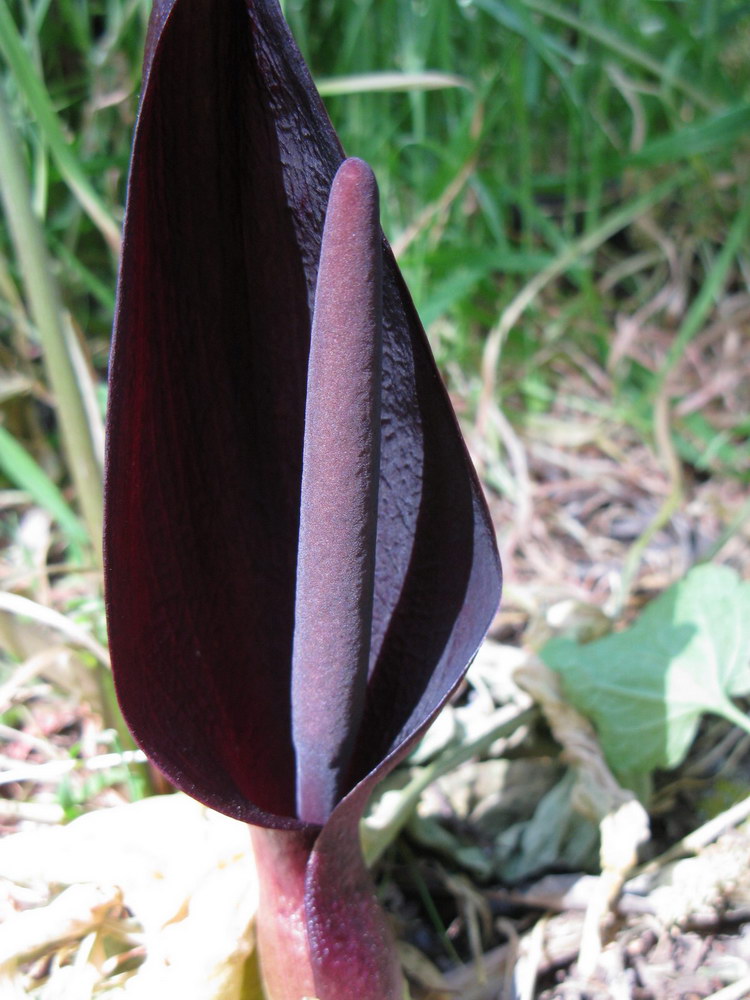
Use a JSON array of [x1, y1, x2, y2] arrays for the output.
[[542, 565, 750, 781], [493, 770, 600, 883]]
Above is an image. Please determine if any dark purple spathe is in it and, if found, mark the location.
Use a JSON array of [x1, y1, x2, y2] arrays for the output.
[[104, 0, 501, 833]]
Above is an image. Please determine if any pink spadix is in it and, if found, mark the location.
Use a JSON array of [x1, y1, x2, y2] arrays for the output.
[[292, 157, 382, 827], [104, 1, 501, 998]]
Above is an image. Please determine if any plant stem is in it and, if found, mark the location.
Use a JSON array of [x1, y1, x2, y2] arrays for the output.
[[250, 817, 405, 1000], [0, 86, 104, 562], [250, 826, 318, 1000]]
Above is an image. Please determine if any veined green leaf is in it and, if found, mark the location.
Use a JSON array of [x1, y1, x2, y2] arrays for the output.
[[543, 565, 750, 782]]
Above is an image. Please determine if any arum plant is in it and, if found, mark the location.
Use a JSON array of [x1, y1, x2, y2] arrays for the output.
[[104, 1, 501, 998]]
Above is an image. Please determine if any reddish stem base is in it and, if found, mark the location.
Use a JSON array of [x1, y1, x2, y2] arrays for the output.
[[250, 826, 317, 1000], [250, 821, 403, 1000]]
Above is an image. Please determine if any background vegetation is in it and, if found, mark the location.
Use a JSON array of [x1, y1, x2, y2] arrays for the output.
[[0, 0, 749, 996]]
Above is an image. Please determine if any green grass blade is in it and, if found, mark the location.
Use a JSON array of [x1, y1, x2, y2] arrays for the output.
[[0, 0, 121, 252], [0, 84, 104, 559], [50, 237, 116, 313], [473, 0, 581, 107], [478, 170, 690, 426], [628, 105, 750, 167], [523, 0, 717, 111], [317, 71, 472, 96], [0, 424, 88, 551], [655, 189, 750, 393]]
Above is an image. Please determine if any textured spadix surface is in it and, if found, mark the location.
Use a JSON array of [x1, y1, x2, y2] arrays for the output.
[[105, 0, 501, 831], [291, 157, 383, 826]]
